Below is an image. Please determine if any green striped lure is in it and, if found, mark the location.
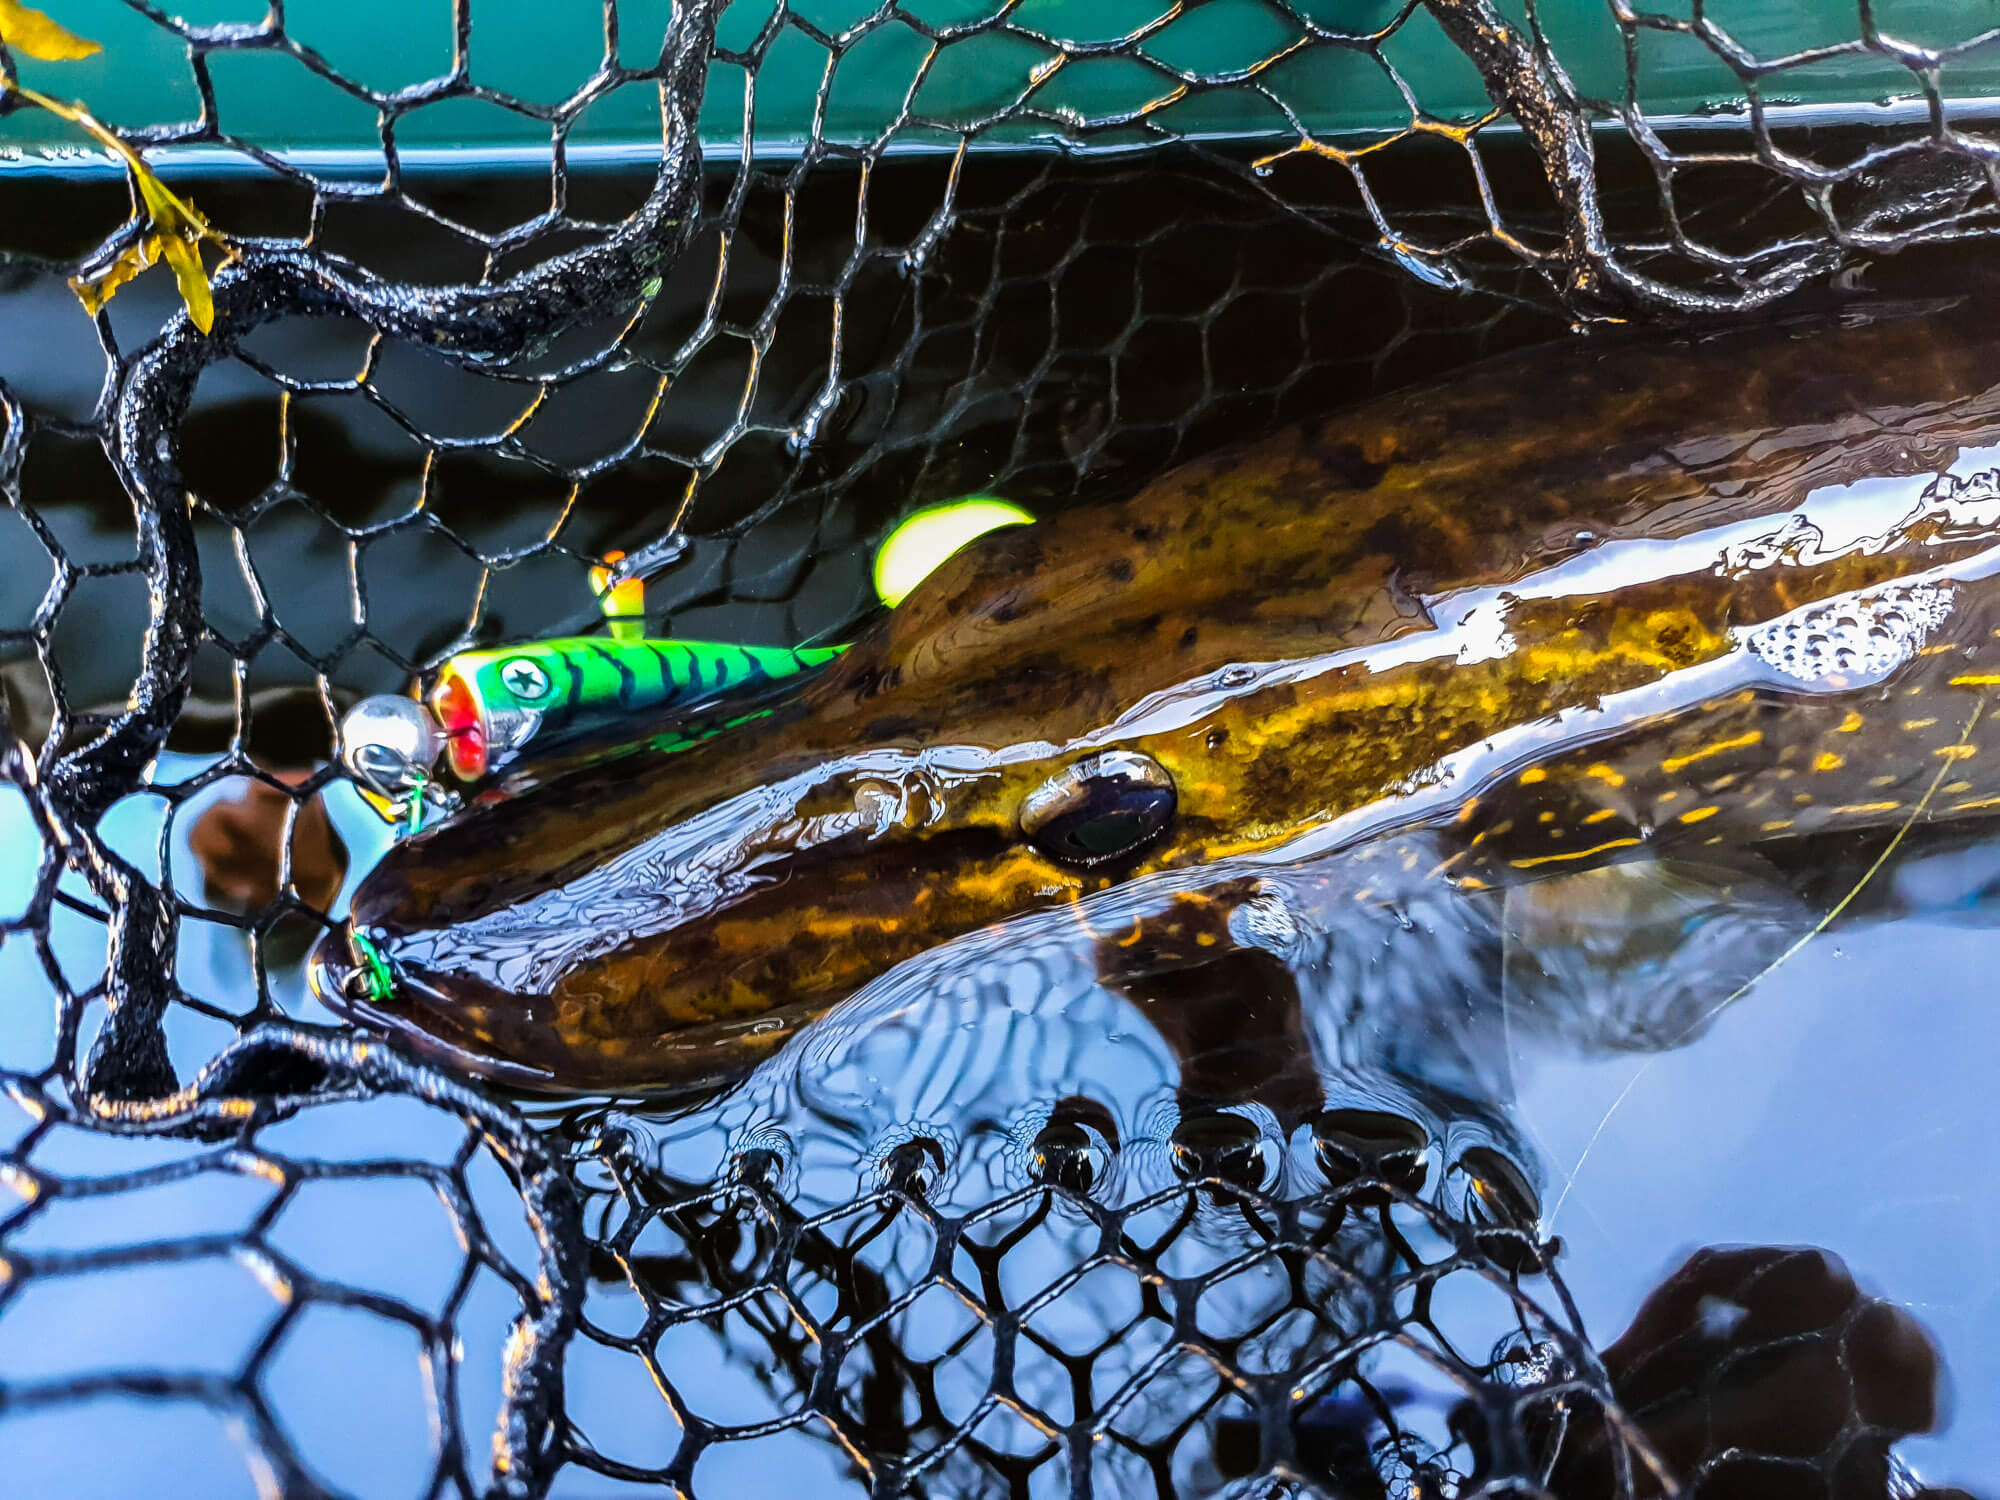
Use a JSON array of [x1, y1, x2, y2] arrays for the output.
[[428, 638, 846, 783], [339, 498, 1033, 832]]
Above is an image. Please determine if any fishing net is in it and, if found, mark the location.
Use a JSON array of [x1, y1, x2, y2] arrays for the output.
[[0, 0, 1991, 1494]]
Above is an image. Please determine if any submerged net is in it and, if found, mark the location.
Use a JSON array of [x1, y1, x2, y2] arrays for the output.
[[1, 0, 1993, 1493]]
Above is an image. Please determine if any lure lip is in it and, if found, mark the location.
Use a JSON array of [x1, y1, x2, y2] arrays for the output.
[[430, 670, 490, 780]]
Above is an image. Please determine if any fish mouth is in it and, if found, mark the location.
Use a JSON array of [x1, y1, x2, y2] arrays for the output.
[[307, 917, 828, 1098], [308, 923, 566, 1093]]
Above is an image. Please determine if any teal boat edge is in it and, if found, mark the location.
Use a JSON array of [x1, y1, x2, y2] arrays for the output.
[[6, 0, 2000, 173]]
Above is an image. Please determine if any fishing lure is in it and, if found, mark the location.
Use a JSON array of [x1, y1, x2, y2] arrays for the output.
[[339, 500, 1033, 832]]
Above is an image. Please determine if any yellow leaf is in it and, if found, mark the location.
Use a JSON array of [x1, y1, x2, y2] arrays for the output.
[[0, 0, 100, 61], [158, 232, 214, 333], [69, 224, 219, 334], [35, 95, 229, 333], [68, 237, 156, 317], [133, 158, 211, 241]]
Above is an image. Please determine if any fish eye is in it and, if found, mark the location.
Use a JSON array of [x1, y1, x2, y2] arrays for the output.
[[1018, 750, 1177, 867]]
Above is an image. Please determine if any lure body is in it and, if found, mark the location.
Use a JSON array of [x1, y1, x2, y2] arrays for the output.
[[429, 638, 846, 780], [339, 508, 1023, 822], [313, 297, 2000, 1095]]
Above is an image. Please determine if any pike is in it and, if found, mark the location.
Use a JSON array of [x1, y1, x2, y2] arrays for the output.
[[312, 301, 2000, 1095]]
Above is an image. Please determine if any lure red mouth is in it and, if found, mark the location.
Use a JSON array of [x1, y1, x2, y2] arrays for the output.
[[430, 669, 487, 779]]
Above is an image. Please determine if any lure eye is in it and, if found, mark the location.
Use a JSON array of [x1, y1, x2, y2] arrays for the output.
[[1019, 749, 1177, 868]]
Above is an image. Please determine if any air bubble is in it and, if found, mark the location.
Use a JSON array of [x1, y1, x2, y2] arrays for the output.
[[865, 1124, 957, 1199], [1446, 1145, 1545, 1275], [1168, 1108, 1280, 1193], [1229, 882, 1300, 955], [1311, 1107, 1430, 1198], [1745, 583, 1955, 685], [726, 1125, 796, 1191], [1016, 1095, 1120, 1196]]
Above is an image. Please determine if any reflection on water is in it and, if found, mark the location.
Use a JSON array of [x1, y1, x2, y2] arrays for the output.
[[23, 301, 2000, 1492], [6, 758, 1996, 1494], [1549, 1244, 1953, 1500], [525, 816, 1999, 1494]]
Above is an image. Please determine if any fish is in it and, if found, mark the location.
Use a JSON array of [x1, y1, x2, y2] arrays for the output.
[[310, 298, 2000, 1096]]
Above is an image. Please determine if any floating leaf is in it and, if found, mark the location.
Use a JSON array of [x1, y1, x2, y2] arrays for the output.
[[0, 0, 100, 61]]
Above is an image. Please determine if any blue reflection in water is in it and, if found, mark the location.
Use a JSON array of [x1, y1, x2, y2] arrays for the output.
[[1521, 910, 2000, 1490], [3, 755, 1997, 1495], [0, 755, 514, 1500]]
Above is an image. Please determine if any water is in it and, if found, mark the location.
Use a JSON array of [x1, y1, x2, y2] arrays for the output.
[[8, 154, 2000, 1496], [6, 771, 1997, 1492]]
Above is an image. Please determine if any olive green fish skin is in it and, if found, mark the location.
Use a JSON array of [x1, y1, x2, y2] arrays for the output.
[[315, 301, 2000, 1095]]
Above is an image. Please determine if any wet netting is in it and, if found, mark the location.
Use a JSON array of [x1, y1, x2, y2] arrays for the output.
[[0, 0, 1994, 1495]]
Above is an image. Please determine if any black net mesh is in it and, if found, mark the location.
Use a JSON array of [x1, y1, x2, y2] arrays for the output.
[[0, 0, 1992, 1494]]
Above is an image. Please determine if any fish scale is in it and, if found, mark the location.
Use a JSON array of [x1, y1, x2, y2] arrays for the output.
[[1444, 577, 2000, 882]]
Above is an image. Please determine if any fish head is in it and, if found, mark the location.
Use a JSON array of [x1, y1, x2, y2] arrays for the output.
[[305, 504, 1353, 1093]]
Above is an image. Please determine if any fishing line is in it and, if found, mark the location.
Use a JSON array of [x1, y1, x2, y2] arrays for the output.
[[1548, 694, 1986, 1226]]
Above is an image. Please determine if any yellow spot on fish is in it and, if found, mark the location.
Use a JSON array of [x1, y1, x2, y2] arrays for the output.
[[1519, 767, 1548, 784], [1837, 711, 1865, 733], [1657, 789, 1681, 804], [1761, 818, 1795, 831], [1660, 730, 1762, 773], [1868, 775, 1898, 788], [1196, 932, 1216, 946], [1950, 794, 2000, 812], [1510, 837, 1644, 870], [1585, 764, 1625, 787], [1951, 674, 2000, 687], [1583, 808, 1618, 824], [1904, 717, 1939, 731], [1944, 780, 1973, 794], [1833, 801, 1902, 815], [1935, 744, 1978, 761], [1537, 810, 1555, 823], [1678, 806, 1721, 824], [1813, 752, 1845, 772], [1458, 876, 1492, 891]]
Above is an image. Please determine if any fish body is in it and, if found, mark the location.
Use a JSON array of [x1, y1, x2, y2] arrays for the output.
[[312, 302, 2000, 1095]]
